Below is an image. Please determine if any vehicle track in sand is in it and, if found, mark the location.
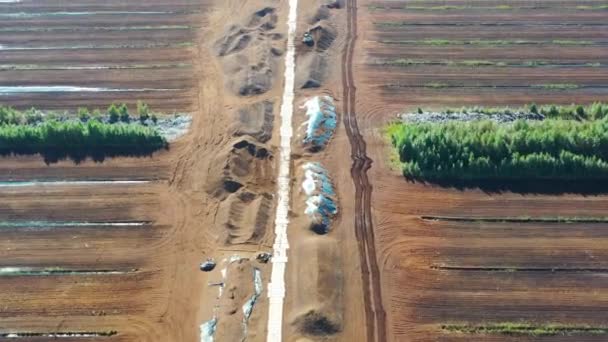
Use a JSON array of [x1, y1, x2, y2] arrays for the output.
[[342, 0, 387, 341]]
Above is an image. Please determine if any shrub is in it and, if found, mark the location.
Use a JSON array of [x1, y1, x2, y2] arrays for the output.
[[138, 100, 150, 123], [108, 104, 120, 123], [91, 109, 103, 122], [25, 108, 43, 125], [77, 107, 90, 122], [118, 104, 130, 122]]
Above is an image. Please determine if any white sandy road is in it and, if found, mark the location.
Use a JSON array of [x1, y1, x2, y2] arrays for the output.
[[266, 0, 299, 340]]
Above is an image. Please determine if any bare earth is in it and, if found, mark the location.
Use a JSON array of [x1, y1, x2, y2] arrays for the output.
[[3, 0, 608, 341]]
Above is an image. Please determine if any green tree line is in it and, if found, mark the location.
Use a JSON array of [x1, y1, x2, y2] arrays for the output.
[[388, 119, 608, 180], [0, 120, 167, 157]]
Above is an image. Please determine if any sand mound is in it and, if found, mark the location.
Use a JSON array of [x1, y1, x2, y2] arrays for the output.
[[207, 138, 274, 199], [214, 7, 284, 96], [216, 190, 273, 245], [233, 100, 275, 143], [297, 53, 327, 89]]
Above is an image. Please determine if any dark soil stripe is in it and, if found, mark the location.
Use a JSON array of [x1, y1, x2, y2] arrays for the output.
[[431, 265, 608, 273], [421, 215, 608, 223], [441, 323, 608, 336]]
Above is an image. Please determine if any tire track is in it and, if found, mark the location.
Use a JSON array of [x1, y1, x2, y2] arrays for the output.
[[342, 0, 387, 341]]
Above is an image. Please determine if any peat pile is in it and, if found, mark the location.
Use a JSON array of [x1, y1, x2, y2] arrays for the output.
[[207, 138, 274, 198], [296, 1, 340, 89], [216, 190, 273, 245], [233, 100, 274, 143], [214, 7, 284, 96], [207, 138, 275, 246]]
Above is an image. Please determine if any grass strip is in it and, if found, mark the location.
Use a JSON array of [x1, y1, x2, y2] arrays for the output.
[[533, 83, 580, 90], [432, 265, 608, 272], [442, 323, 608, 336], [376, 59, 602, 68], [370, 4, 608, 11], [421, 215, 608, 223], [376, 22, 608, 27], [384, 84, 592, 91]]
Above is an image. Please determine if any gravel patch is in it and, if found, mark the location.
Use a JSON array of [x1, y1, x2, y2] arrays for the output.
[[399, 111, 545, 123]]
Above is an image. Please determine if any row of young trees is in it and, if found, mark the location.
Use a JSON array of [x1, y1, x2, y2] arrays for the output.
[[0, 120, 167, 156], [388, 119, 608, 180], [0, 101, 157, 126]]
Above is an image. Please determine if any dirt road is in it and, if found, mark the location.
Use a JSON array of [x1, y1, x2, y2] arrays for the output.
[[341, 0, 387, 341]]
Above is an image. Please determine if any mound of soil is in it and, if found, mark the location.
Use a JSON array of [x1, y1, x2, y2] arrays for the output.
[[309, 22, 337, 52], [207, 138, 274, 199], [309, 6, 331, 24], [233, 100, 275, 143], [325, 0, 344, 9], [295, 310, 341, 336], [297, 5, 340, 89], [216, 190, 273, 245], [214, 7, 284, 96], [297, 53, 327, 89]]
